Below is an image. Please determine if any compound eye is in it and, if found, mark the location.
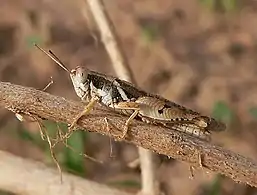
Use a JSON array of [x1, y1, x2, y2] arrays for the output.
[[70, 69, 76, 75]]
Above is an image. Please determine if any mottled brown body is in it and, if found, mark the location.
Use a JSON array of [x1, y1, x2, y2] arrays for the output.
[[69, 66, 225, 140]]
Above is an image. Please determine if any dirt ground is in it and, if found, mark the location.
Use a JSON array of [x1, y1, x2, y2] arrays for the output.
[[1, 0, 257, 194]]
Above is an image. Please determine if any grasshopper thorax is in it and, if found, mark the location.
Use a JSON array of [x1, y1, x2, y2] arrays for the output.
[[70, 66, 90, 101]]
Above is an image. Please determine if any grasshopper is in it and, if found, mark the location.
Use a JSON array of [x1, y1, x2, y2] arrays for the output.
[[35, 44, 226, 140]]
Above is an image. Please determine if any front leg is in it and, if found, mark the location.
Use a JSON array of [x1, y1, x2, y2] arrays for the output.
[[69, 97, 99, 130]]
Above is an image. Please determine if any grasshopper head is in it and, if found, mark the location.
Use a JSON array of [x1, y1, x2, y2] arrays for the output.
[[195, 116, 226, 132], [33, 45, 91, 101], [70, 66, 90, 100], [207, 117, 226, 132], [192, 116, 226, 133]]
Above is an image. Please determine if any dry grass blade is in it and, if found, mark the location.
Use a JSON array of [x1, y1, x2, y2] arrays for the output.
[[16, 114, 64, 183], [41, 124, 63, 183], [55, 124, 103, 164]]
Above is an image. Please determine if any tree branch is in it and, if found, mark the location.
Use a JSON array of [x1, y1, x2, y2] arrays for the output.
[[1, 81, 257, 187], [0, 150, 132, 195]]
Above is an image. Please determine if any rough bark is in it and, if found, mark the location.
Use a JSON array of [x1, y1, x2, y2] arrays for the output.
[[0, 81, 257, 187]]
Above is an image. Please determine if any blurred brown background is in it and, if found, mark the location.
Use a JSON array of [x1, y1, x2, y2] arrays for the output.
[[1, 0, 257, 195]]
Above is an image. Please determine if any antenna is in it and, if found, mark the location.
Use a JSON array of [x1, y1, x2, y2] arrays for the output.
[[34, 43, 70, 73]]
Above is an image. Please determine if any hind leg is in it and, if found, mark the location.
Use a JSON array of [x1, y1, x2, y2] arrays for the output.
[[113, 102, 141, 139]]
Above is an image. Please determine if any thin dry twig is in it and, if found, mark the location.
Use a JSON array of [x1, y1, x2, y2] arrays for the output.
[[32, 118, 64, 183], [1, 82, 257, 187], [85, 1, 159, 194], [86, 0, 136, 83], [42, 76, 54, 91]]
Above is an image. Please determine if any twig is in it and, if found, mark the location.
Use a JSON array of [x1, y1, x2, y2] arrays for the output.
[[85, 1, 159, 194], [86, 0, 136, 83], [0, 150, 132, 195], [36, 118, 63, 183], [1, 82, 257, 187]]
